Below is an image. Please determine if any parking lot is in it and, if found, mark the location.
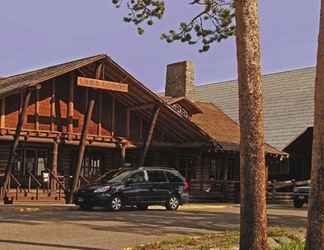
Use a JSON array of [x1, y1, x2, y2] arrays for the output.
[[0, 203, 307, 250]]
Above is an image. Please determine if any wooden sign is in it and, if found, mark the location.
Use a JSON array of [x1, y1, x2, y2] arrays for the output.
[[77, 77, 128, 93]]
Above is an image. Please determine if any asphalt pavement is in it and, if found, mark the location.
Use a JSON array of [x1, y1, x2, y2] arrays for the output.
[[0, 203, 307, 250]]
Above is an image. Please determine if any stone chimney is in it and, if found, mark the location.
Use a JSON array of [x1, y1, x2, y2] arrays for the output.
[[165, 61, 195, 98]]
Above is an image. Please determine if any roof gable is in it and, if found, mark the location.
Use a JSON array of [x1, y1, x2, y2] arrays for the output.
[[193, 67, 315, 150], [0, 54, 212, 143], [0, 54, 106, 97], [191, 101, 284, 155]]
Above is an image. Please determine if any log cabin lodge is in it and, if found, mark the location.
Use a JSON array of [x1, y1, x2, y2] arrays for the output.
[[0, 54, 287, 203]]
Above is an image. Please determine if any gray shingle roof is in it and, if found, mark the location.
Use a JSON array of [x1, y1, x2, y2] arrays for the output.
[[193, 67, 315, 150]]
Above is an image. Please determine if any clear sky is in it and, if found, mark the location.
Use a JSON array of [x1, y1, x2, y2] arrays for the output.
[[0, 0, 320, 91]]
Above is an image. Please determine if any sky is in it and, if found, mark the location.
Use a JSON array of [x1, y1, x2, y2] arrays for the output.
[[0, 0, 320, 92]]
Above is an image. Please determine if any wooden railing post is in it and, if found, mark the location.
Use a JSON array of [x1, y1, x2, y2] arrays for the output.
[[3, 88, 32, 190]]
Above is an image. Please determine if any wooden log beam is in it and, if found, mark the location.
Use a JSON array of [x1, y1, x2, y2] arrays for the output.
[[3, 89, 32, 190], [139, 117, 143, 140], [51, 141, 59, 192], [120, 144, 126, 166], [0, 97, 5, 129], [67, 64, 103, 203], [35, 87, 40, 130], [50, 79, 56, 131], [126, 109, 130, 137], [98, 91, 102, 136], [68, 72, 75, 137], [139, 105, 161, 166], [111, 95, 116, 137], [67, 94, 95, 203]]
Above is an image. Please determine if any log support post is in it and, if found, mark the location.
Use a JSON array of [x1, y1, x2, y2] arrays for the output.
[[67, 64, 102, 203], [67, 94, 95, 203], [126, 109, 130, 138], [120, 143, 126, 166], [51, 140, 59, 192], [3, 89, 32, 190], [111, 96, 116, 137], [0, 97, 5, 129], [223, 153, 229, 201], [50, 79, 56, 131], [97, 91, 102, 136], [35, 86, 40, 130], [139, 105, 160, 166], [68, 72, 75, 139], [197, 150, 203, 191]]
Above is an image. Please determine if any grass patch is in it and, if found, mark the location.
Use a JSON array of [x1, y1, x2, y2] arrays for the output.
[[131, 231, 239, 250], [129, 227, 305, 250], [275, 239, 304, 250]]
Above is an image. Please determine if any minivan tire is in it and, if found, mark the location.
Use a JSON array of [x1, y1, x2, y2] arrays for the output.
[[109, 196, 123, 211], [166, 195, 180, 211]]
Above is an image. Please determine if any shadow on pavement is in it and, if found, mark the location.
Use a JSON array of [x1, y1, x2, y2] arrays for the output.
[[0, 239, 109, 250], [0, 207, 307, 237]]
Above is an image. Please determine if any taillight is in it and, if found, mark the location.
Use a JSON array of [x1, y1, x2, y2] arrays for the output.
[[184, 179, 190, 191]]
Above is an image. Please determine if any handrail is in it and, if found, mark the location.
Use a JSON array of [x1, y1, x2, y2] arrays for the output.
[[80, 175, 90, 184], [10, 174, 22, 187], [44, 167, 66, 192], [28, 172, 42, 187]]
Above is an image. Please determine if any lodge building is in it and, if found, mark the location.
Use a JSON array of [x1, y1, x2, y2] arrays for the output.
[[192, 67, 315, 181], [0, 54, 286, 203]]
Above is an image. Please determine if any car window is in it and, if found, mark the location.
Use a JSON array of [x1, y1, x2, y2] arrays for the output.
[[127, 171, 146, 184], [97, 169, 127, 183], [147, 170, 167, 183], [165, 171, 183, 183], [109, 170, 133, 183]]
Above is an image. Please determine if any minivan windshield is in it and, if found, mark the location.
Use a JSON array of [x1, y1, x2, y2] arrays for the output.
[[96, 169, 129, 183], [108, 170, 134, 183]]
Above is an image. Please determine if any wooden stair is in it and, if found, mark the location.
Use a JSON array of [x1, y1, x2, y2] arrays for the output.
[[2, 189, 65, 203]]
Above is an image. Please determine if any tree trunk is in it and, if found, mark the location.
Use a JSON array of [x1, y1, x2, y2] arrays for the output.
[[235, 0, 267, 249], [306, 1, 324, 249]]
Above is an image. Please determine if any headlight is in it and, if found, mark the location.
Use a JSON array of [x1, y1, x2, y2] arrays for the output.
[[94, 186, 111, 193]]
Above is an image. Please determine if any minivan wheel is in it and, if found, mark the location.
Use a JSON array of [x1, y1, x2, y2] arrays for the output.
[[109, 196, 123, 211], [166, 195, 180, 211]]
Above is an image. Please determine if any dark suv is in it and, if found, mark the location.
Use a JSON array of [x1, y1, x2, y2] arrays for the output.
[[73, 167, 189, 211]]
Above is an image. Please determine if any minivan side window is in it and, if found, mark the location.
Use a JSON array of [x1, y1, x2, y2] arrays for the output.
[[127, 171, 146, 184], [147, 170, 167, 183], [165, 171, 183, 183]]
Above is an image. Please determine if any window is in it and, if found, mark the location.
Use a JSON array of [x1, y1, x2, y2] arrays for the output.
[[172, 103, 189, 118], [13, 149, 49, 178], [147, 170, 167, 183], [81, 154, 103, 178], [128, 171, 146, 184], [165, 171, 183, 183]]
